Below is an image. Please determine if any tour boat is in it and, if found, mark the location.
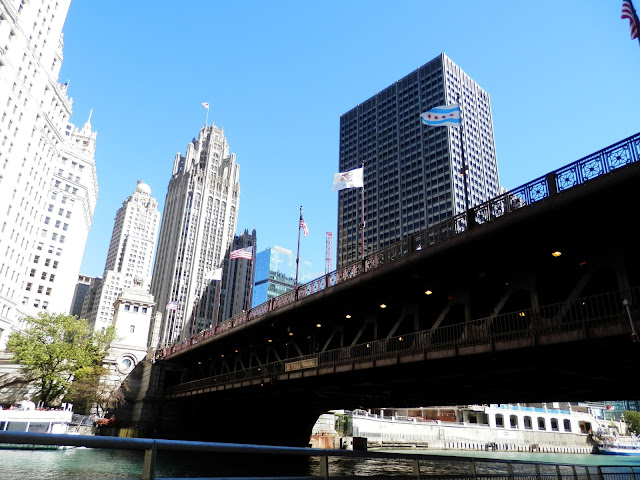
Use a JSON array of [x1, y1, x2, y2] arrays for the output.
[[0, 402, 74, 449], [596, 436, 640, 455]]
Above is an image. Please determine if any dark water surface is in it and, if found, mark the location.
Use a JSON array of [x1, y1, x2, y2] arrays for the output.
[[0, 447, 638, 479]]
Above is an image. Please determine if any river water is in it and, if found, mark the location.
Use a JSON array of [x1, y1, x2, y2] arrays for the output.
[[0, 447, 638, 479]]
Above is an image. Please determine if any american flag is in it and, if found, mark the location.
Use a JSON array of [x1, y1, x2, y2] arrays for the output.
[[230, 246, 253, 260], [299, 214, 309, 237], [165, 300, 178, 311], [622, 0, 640, 39]]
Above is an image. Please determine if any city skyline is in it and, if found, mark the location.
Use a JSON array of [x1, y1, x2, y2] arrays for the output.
[[58, 1, 640, 281]]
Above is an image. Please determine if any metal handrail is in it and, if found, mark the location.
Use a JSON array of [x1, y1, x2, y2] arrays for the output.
[[163, 132, 640, 359], [0, 431, 637, 480], [166, 287, 639, 396]]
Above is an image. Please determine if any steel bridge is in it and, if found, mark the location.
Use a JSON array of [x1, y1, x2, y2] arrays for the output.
[[126, 132, 640, 446]]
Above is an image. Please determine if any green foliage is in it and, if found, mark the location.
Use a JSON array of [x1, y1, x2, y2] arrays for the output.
[[624, 410, 640, 434], [67, 365, 128, 416], [6, 313, 115, 407]]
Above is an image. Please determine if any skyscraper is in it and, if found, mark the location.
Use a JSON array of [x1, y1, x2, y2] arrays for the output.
[[218, 229, 257, 324], [337, 53, 500, 267], [251, 246, 312, 308], [81, 181, 160, 333], [0, 0, 98, 349], [150, 124, 240, 347]]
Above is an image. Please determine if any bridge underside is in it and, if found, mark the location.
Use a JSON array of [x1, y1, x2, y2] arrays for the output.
[[133, 161, 640, 446], [157, 331, 639, 446]]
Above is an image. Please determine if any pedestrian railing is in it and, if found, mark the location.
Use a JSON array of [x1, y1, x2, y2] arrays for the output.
[[0, 430, 638, 480]]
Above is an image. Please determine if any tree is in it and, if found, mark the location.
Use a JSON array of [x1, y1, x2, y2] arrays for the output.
[[624, 410, 640, 434], [67, 365, 129, 416], [6, 313, 115, 407]]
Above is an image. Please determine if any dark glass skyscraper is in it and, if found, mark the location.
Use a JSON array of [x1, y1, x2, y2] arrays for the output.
[[337, 53, 500, 267]]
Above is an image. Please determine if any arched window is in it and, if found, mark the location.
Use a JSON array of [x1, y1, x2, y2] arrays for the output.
[[537, 417, 546, 430], [510, 415, 519, 429]]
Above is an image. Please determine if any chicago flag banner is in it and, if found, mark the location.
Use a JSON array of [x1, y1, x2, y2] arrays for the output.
[[420, 104, 461, 127]]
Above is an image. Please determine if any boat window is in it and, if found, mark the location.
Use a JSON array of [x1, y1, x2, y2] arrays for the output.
[[563, 419, 571, 432], [6, 421, 28, 431], [27, 421, 50, 433], [510, 415, 518, 429], [537, 417, 546, 430]]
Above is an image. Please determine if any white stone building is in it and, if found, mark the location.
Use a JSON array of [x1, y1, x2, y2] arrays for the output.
[[102, 281, 155, 390], [150, 124, 240, 348], [81, 181, 160, 333], [0, 0, 97, 349]]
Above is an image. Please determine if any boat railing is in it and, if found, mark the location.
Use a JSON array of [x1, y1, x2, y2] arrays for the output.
[[0, 431, 638, 480]]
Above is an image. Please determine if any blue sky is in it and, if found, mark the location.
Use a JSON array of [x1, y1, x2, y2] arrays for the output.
[[59, 1, 640, 279]]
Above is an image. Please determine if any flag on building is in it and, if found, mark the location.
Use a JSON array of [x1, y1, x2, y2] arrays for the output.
[[230, 246, 253, 260], [622, 0, 640, 39], [165, 300, 179, 311], [299, 214, 309, 237], [332, 167, 364, 191], [201, 102, 210, 109], [420, 104, 461, 127], [204, 268, 222, 281]]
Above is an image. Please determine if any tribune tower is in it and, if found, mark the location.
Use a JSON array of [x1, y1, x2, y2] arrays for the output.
[[150, 124, 240, 347]]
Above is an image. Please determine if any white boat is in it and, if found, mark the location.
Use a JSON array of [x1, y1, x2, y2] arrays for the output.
[[597, 436, 640, 455], [0, 401, 74, 449]]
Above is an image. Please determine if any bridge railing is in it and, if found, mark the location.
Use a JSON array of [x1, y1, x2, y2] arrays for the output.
[[165, 287, 639, 396], [0, 430, 638, 480], [162, 131, 640, 359]]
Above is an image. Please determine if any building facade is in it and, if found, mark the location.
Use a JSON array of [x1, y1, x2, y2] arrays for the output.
[[81, 181, 160, 333], [150, 124, 240, 347], [251, 246, 312, 308], [0, 0, 97, 349], [337, 53, 500, 267], [217, 229, 256, 324], [70, 274, 93, 317], [102, 281, 155, 395]]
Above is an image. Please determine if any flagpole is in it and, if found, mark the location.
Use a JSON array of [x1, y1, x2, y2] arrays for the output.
[[214, 275, 222, 328], [247, 244, 256, 312], [629, 0, 640, 44], [456, 94, 470, 212], [295, 206, 302, 295], [360, 160, 365, 262]]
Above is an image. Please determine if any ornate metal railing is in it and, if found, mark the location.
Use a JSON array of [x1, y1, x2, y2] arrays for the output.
[[165, 287, 639, 396], [162, 132, 640, 359]]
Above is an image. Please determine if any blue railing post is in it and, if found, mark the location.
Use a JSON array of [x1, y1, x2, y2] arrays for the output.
[[546, 172, 558, 197], [413, 458, 422, 479], [142, 440, 157, 480], [319, 453, 329, 479]]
